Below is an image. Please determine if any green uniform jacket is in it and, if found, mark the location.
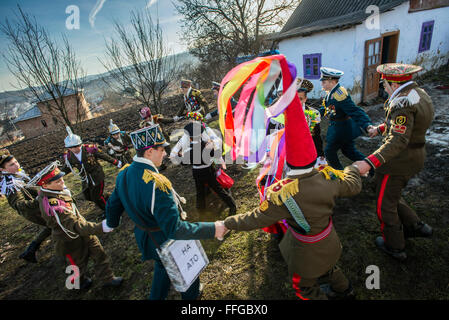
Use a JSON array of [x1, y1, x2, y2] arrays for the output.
[[178, 88, 210, 117], [224, 165, 362, 278], [106, 158, 215, 261], [6, 185, 47, 226], [38, 189, 103, 255], [365, 82, 434, 176], [61, 144, 119, 188]]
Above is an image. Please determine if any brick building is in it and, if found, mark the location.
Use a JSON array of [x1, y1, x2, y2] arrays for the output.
[[13, 89, 92, 139]]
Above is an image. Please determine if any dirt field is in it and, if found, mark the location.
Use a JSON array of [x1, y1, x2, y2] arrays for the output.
[[1, 73, 448, 300]]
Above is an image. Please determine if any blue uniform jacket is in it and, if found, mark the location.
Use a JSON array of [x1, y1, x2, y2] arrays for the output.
[[106, 158, 215, 261], [320, 83, 372, 139]]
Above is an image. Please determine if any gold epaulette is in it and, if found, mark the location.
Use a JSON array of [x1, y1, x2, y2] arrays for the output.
[[319, 165, 346, 181], [266, 178, 299, 206], [119, 163, 131, 172], [142, 169, 172, 194], [191, 89, 201, 97], [333, 86, 348, 102]]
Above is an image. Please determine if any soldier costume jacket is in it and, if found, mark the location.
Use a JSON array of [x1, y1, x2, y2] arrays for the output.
[[1, 172, 47, 226], [177, 88, 210, 117], [320, 83, 372, 138], [106, 156, 215, 261], [105, 131, 132, 154], [38, 188, 103, 253], [224, 165, 362, 279], [105, 131, 133, 164], [61, 144, 119, 188], [139, 114, 175, 129], [365, 81, 434, 176]]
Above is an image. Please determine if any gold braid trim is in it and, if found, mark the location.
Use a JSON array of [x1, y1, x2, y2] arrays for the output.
[[320, 166, 345, 181], [119, 164, 131, 172], [142, 169, 172, 194], [266, 179, 299, 206]]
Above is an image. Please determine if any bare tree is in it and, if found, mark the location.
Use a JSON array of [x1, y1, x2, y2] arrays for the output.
[[0, 6, 88, 130], [99, 10, 181, 115], [174, 0, 295, 79]]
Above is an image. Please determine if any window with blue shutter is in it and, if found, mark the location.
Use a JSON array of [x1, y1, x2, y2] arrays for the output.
[[418, 20, 434, 53], [303, 53, 321, 80]]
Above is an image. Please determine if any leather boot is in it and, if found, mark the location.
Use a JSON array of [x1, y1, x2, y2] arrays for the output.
[[19, 241, 39, 263], [320, 283, 355, 300], [80, 277, 93, 290], [103, 276, 123, 287], [404, 221, 433, 239], [375, 236, 407, 261]]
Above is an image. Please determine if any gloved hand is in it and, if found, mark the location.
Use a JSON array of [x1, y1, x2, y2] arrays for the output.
[[173, 116, 181, 122], [102, 219, 114, 233], [117, 160, 122, 168], [108, 149, 114, 155], [205, 113, 212, 120]]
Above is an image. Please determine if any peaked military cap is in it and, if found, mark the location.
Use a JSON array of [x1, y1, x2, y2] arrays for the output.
[[130, 124, 169, 151], [36, 166, 65, 186], [377, 63, 423, 83], [296, 78, 314, 93], [320, 67, 344, 81], [0, 149, 13, 167]]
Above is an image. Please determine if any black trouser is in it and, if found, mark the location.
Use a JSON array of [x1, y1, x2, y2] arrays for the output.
[[83, 181, 109, 211], [312, 124, 324, 157], [192, 165, 236, 210]]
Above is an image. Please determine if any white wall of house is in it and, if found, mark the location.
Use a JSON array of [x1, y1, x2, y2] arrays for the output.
[[279, 1, 449, 103]]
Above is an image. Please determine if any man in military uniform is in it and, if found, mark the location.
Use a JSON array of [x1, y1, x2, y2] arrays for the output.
[[175, 79, 210, 120], [0, 150, 51, 263], [355, 63, 434, 261], [297, 78, 326, 168], [105, 124, 226, 300], [170, 112, 237, 215], [61, 127, 122, 212], [104, 119, 133, 165], [220, 85, 363, 300], [36, 163, 122, 289], [319, 67, 374, 170]]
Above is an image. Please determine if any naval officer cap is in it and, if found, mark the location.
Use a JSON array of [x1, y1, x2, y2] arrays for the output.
[[320, 67, 344, 81]]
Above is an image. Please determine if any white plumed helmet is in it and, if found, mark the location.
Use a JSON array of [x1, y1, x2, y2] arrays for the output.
[[108, 119, 120, 135], [64, 126, 82, 148]]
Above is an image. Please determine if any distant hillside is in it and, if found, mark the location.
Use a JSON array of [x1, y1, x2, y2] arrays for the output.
[[0, 51, 198, 119]]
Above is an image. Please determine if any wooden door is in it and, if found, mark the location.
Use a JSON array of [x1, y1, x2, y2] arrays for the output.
[[363, 37, 383, 102]]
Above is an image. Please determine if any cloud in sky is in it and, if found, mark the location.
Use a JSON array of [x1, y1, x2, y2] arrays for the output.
[[146, 0, 158, 9], [89, 0, 107, 28]]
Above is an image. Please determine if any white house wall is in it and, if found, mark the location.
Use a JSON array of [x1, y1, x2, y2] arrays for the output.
[[279, 1, 449, 103], [279, 28, 357, 102]]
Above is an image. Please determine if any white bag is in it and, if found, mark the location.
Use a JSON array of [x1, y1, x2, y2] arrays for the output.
[[157, 239, 209, 292]]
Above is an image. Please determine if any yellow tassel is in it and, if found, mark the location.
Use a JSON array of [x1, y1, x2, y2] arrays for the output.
[[142, 169, 172, 193], [320, 166, 345, 181], [266, 179, 299, 206]]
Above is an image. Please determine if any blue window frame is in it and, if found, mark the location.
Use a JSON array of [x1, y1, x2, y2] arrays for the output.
[[418, 20, 434, 53], [303, 53, 321, 80]]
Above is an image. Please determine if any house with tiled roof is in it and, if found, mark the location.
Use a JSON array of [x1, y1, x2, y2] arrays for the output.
[[270, 0, 449, 103], [13, 87, 92, 139]]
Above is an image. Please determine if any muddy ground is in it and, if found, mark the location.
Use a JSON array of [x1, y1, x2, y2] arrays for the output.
[[0, 71, 448, 300]]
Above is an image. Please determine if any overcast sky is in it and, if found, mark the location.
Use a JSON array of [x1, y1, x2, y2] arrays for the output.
[[0, 0, 187, 92]]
